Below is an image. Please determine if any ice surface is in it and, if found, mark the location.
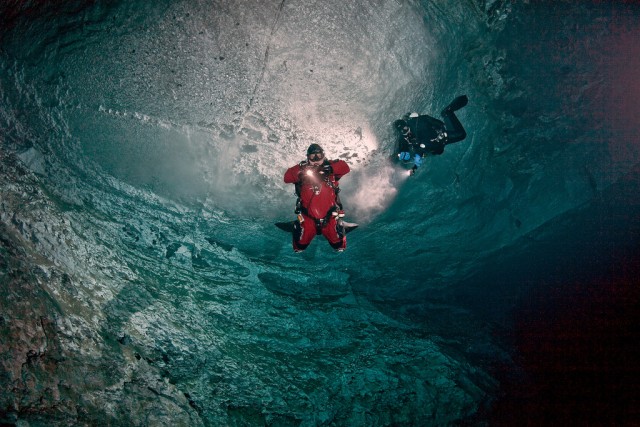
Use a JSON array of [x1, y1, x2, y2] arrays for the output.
[[1, 0, 639, 425]]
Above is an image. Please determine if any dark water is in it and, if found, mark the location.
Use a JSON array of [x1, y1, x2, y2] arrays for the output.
[[454, 165, 640, 425]]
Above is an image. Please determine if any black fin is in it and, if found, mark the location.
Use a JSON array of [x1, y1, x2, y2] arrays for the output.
[[275, 221, 358, 233], [275, 222, 296, 232], [341, 221, 359, 233]]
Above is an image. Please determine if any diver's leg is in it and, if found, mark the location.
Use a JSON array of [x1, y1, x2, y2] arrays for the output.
[[441, 95, 468, 115], [293, 215, 315, 252], [442, 111, 467, 145], [441, 95, 468, 145], [323, 216, 346, 251]]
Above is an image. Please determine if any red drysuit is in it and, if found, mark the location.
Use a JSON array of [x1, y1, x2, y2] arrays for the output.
[[284, 159, 350, 251]]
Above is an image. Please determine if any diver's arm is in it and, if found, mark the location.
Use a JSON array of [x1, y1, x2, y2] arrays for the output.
[[330, 160, 350, 178], [284, 164, 302, 183]]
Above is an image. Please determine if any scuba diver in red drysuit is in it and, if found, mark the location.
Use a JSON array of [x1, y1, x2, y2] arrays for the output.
[[284, 144, 350, 252]]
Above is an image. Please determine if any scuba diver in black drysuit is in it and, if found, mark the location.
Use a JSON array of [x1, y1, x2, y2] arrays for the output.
[[394, 95, 468, 175]]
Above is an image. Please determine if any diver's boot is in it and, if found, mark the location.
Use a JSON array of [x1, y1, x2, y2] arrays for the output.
[[441, 95, 468, 116], [330, 237, 346, 252]]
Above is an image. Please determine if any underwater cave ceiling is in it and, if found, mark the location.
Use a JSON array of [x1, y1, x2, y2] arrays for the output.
[[1, 0, 639, 425]]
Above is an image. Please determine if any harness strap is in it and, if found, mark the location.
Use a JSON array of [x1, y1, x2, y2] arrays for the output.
[[299, 205, 339, 234]]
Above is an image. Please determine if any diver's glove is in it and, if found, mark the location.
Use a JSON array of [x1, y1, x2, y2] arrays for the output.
[[299, 165, 320, 184], [319, 164, 333, 176]]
